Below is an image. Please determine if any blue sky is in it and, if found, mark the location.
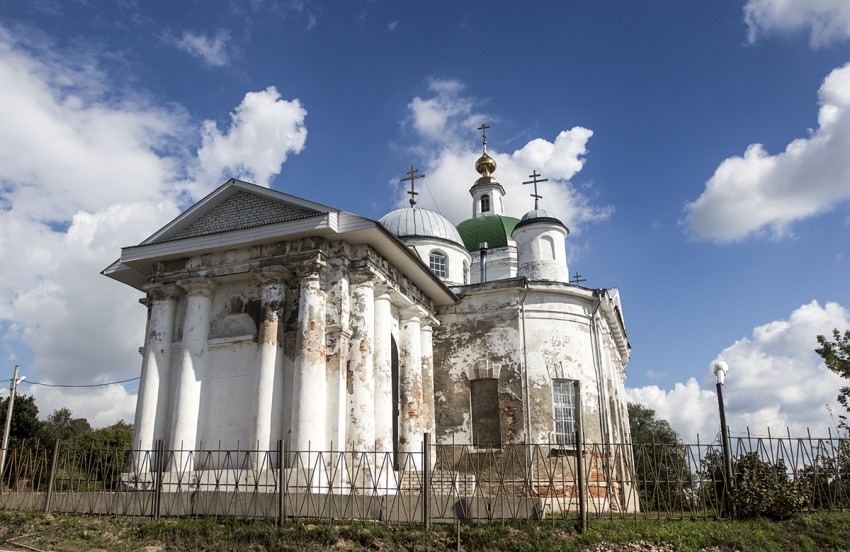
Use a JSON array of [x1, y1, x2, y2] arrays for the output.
[[0, 1, 849, 440]]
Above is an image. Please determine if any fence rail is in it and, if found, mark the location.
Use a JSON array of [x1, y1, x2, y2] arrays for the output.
[[1, 434, 847, 523]]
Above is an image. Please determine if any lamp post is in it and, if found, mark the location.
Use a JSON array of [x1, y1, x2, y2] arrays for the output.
[[1, 365, 26, 480], [713, 360, 734, 517]]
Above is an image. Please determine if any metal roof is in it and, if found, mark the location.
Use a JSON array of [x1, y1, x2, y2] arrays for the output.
[[456, 215, 520, 252], [379, 207, 464, 247]]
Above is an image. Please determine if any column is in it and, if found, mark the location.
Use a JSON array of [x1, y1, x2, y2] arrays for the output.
[[347, 278, 376, 451], [420, 321, 436, 447], [133, 284, 178, 462], [251, 277, 286, 459], [170, 279, 215, 471], [290, 269, 327, 453], [324, 267, 350, 454], [399, 307, 423, 465], [373, 289, 393, 454]]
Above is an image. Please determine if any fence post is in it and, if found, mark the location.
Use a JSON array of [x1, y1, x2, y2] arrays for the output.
[[277, 439, 284, 526], [154, 439, 163, 520], [423, 432, 431, 529], [43, 439, 61, 513], [575, 430, 586, 533]]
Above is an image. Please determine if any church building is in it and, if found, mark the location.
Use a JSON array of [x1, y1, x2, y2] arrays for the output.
[[103, 128, 633, 508]]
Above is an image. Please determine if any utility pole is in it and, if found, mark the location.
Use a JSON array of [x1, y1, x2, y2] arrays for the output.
[[713, 360, 734, 518], [1, 365, 25, 479]]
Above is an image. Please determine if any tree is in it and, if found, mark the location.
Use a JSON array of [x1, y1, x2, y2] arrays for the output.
[[815, 329, 850, 429], [43, 407, 91, 442], [0, 394, 50, 447], [628, 403, 694, 512]]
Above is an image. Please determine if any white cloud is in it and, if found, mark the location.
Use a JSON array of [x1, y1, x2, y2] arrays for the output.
[[0, 25, 307, 427], [191, 86, 307, 196], [683, 61, 850, 242], [744, 0, 850, 47], [407, 78, 480, 147], [402, 80, 612, 231], [628, 301, 850, 441], [173, 29, 232, 67]]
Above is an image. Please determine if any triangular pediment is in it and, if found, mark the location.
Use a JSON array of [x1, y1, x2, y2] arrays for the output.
[[142, 180, 329, 245]]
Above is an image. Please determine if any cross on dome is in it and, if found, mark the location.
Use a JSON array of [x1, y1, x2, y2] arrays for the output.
[[477, 123, 490, 153], [400, 164, 425, 207], [522, 170, 548, 210]]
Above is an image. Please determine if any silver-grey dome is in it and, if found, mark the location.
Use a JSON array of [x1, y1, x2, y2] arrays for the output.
[[520, 208, 560, 222], [514, 208, 569, 234], [379, 208, 464, 246]]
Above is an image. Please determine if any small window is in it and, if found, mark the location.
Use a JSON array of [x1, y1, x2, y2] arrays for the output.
[[463, 260, 470, 284], [471, 378, 500, 447], [553, 379, 577, 446], [540, 236, 556, 260], [429, 250, 448, 279], [480, 194, 491, 213]]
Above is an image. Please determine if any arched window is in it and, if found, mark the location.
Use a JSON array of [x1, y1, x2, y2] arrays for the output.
[[480, 194, 491, 213], [429, 250, 448, 279], [540, 236, 556, 260], [463, 260, 470, 285]]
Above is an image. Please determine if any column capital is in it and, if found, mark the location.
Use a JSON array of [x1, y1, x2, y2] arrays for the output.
[[374, 285, 393, 301], [252, 267, 292, 285], [401, 304, 428, 321], [143, 282, 182, 302], [294, 261, 330, 282], [349, 267, 379, 288], [177, 277, 217, 298]]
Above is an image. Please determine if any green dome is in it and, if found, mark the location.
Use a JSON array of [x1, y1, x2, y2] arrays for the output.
[[456, 215, 520, 252]]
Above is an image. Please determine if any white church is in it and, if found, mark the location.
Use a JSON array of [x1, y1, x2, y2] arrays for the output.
[[103, 129, 634, 507]]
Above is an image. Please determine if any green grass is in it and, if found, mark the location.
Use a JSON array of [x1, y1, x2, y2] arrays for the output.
[[1, 511, 849, 551]]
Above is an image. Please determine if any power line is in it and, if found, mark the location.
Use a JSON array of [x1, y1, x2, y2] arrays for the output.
[[19, 377, 140, 389]]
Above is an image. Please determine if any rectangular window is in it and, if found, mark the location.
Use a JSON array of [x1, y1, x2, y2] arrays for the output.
[[553, 379, 577, 446], [470, 378, 501, 447], [429, 252, 447, 279]]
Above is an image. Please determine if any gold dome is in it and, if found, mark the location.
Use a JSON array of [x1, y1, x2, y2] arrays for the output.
[[475, 152, 496, 176]]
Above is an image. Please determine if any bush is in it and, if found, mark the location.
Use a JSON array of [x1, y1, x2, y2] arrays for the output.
[[730, 453, 806, 520]]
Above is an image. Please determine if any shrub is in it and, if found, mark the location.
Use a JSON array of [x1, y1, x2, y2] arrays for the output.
[[730, 453, 806, 520]]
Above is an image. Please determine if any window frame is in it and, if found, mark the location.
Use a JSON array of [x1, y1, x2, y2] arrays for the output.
[[552, 379, 577, 447], [429, 249, 448, 279], [480, 194, 491, 213]]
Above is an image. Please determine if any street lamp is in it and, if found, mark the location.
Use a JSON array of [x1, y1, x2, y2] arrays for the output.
[[713, 360, 734, 517], [1, 365, 26, 480]]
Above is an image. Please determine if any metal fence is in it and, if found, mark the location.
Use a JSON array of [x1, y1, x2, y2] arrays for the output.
[[0, 433, 847, 523]]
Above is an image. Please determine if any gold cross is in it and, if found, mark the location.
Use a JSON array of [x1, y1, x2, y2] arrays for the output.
[[401, 165, 425, 207], [477, 123, 490, 150]]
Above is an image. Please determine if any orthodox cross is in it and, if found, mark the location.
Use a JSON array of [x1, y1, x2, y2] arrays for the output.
[[522, 170, 548, 210], [401, 165, 425, 207], [477, 123, 490, 150], [571, 272, 587, 285]]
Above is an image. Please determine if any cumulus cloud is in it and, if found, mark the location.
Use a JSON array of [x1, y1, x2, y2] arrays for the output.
[[0, 25, 307, 426], [191, 86, 307, 196], [683, 62, 850, 242], [402, 79, 612, 230], [173, 29, 233, 67], [628, 301, 850, 441], [744, 0, 850, 47]]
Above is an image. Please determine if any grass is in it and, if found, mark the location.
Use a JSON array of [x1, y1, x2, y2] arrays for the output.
[[1, 511, 849, 551]]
